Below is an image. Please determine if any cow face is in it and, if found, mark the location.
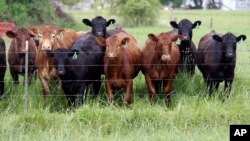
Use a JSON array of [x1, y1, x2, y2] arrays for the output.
[[46, 48, 79, 75], [212, 33, 247, 59], [29, 26, 59, 51], [170, 19, 201, 43], [82, 16, 115, 37], [96, 35, 128, 60], [6, 27, 35, 54], [148, 33, 183, 63]]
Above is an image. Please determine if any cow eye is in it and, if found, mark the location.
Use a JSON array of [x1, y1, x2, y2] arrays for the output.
[[51, 34, 55, 38]]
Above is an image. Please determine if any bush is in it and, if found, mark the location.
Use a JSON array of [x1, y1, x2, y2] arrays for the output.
[[109, 0, 161, 27], [0, 0, 75, 28]]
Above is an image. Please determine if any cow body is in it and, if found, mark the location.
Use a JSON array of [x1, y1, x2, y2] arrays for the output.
[[196, 30, 246, 96], [142, 32, 182, 105], [29, 26, 79, 97], [0, 37, 6, 97], [47, 33, 106, 106], [170, 19, 201, 76], [6, 27, 37, 85], [96, 32, 141, 105]]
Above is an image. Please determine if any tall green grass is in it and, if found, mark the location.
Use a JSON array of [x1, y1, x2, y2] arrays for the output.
[[0, 9, 250, 141]]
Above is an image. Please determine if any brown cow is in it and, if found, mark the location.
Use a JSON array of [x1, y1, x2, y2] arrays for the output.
[[141, 32, 182, 106], [29, 25, 79, 97], [6, 27, 37, 85], [96, 32, 141, 105]]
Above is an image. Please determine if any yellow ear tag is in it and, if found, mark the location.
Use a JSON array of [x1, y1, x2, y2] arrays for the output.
[[124, 41, 128, 48], [176, 38, 181, 45], [72, 52, 78, 60], [240, 38, 244, 44], [109, 21, 114, 29], [196, 24, 200, 29], [58, 32, 64, 39]]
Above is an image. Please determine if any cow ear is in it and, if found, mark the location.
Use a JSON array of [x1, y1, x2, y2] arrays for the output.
[[82, 19, 92, 27], [121, 37, 130, 46], [170, 21, 179, 29], [148, 34, 158, 42], [236, 35, 247, 43], [69, 49, 79, 57], [192, 21, 201, 29], [96, 37, 106, 46], [212, 35, 222, 42], [171, 35, 184, 42], [6, 31, 16, 38], [46, 50, 54, 58], [28, 27, 38, 37], [106, 19, 116, 27]]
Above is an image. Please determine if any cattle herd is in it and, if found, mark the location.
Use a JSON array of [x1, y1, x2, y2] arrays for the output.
[[0, 16, 247, 107]]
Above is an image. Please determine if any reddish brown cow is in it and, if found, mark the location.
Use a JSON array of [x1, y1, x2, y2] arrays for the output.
[[96, 32, 141, 105], [29, 26, 79, 97], [6, 27, 37, 85], [141, 32, 182, 105]]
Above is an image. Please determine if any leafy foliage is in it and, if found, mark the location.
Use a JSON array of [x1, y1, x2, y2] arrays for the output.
[[0, 0, 75, 28], [109, 0, 161, 27]]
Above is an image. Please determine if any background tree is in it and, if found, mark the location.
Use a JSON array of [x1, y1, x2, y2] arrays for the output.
[[0, 0, 75, 28], [109, 0, 161, 27]]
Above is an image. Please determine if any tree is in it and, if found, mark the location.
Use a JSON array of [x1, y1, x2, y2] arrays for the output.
[[109, 0, 161, 27]]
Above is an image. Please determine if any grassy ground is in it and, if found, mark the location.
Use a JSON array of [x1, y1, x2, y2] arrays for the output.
[[0, 9, 250, 141]]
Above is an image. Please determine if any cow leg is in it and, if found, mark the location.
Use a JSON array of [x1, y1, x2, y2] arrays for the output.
[[38, 74, 49, 97], [145, 74, 157, 104], [78, 83, 88, 105], [10, 69, 19, 85], [92, 76, 101, 98], [105, 80, 114, 104], [124, 80, 133, 106], [163, 77, 175, 107], [224, 80, 233, 100], [66, 94, 76, 107], [0, 79, 4, 97]]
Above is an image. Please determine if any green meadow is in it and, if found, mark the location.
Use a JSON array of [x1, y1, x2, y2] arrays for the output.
[[0, 10, 250, 141]]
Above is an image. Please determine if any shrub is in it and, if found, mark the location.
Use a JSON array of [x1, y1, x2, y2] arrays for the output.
[[109, 0, 161, 27], [0, 0, 75, 28]]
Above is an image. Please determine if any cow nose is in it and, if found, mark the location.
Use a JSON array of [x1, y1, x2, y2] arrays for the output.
[[57, 70, 65, 75], [108, 53, 116, 58], [42, 45, 52, 50], [161, 54, 171, 62], [96, 32, 103, 36], [227, 52, 234, 58]]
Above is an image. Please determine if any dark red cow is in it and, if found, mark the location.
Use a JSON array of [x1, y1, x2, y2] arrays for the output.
[[0, 37, 6, 98], [196, 30, 247, 97], [96, 32, 141, 105], [141, 32, 183, 105], [6, 27, 37, 84]]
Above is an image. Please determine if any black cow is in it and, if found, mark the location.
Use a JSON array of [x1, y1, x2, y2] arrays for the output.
[[82, 16, 115, 37], [0, 37, 6, 98], [46, 33, 105, 106], [196, 30, 246, 96], [170, 19, 201, 76]]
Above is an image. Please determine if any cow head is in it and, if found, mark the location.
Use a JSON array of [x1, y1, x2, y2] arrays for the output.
[[29, 26, 63, 51], [147, 33, 183, 63], [46, 48, 79, 75], [212, 33, 247, 59], [96, 35, 129, 60], [82, 16, 115, 37], [6, 27, 35, 54], [170, 19, 201, 45]]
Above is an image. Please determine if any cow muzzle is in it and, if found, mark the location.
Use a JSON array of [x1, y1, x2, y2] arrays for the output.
[[161, 54, 171, 62]]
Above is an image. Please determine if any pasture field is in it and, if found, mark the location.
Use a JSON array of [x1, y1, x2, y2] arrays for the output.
[[0, 10, 250, 141]]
